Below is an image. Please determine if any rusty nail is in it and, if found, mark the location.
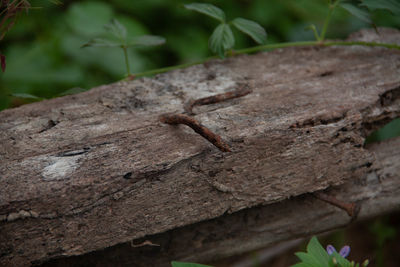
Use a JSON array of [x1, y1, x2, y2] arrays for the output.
[[313, 191, 360, 219], [184, 83, 252, 115], [160, 113, 231, 152]]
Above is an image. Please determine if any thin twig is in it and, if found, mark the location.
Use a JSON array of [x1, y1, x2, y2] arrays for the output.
[[184, 83, 252, 115], [160, 113, 231, 152]]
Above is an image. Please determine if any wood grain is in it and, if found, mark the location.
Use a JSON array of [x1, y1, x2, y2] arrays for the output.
[[1, 28, 400, 266]]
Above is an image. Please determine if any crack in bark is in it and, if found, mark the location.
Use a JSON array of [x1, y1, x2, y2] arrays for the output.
[[361, 84, 400, 135], [379, 85, 400, 107], [56, 148, 90, 157], [38, 120, 59, 133], [290, 113, 346, 129]]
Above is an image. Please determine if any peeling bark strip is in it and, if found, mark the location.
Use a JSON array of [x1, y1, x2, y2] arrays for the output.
[[184, 83, 252, 115], [160, 113, 231, 152], [1, 28, 400, 266]]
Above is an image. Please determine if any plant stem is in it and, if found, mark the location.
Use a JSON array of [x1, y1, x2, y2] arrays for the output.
[[122, 46, 131, 76], [308, 24, 320, 41], [235, 41, 317, 54], [134, 58, 214, 78], [322, 41, 400, 50], [320, 1, 338, 41], [130, 40, 400, 79]]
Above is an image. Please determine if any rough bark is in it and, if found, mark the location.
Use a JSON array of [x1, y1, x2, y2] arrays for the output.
[[0, 28, 399, 266], [40, 136, 400, 267]]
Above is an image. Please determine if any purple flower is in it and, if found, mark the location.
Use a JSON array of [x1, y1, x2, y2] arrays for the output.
[[326, 244, 350, 258]]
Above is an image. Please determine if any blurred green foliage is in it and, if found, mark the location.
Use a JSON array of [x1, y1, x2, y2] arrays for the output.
[[1, 0, 400, 112], [369, 217, 397, 267], [365, 118, 400, 144]]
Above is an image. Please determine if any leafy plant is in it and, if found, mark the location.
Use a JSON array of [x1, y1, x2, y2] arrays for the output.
[[10, 93, 43, 100], [82, 18, 165, 77], [369, 218, 397, 267], [2, 0, 400, 112], [293, 236, 369, 267], [361, 0, 400, 15], [307, 0, 371, 41], [0, 0, 31, 41], [0, 0, 61, 73], [308, 0, 400, 42], [184, 3, 267, 58]]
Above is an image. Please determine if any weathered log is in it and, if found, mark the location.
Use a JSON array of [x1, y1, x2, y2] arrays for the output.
[[41, 136, 400, 267], [0, 28, 399, 266]]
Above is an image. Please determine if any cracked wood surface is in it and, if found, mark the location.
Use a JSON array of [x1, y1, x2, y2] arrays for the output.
[[40, 136, 400, 267], [1, 28, 400, 266]]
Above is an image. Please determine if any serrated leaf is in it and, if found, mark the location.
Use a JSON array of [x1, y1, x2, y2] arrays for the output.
[[231, 17, 267, 44], [361, 0, 400, 15], [307, 237, 330, 266], [104, 19, 127, 40], [128, 35, 166, 47], [209, 23, 234, 58], [81, 37, 123, 48], [184, 3, 225, 22], [10, 93, 42, 99], [294, 252, 321, 267], [340, 3, 372, 23], [171, 261, 213, 267]]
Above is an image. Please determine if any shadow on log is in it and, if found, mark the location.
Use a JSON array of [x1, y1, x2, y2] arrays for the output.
[[1, 28, 400, 266]]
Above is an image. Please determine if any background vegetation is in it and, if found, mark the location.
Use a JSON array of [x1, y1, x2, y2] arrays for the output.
[[1, 1, 400, 266], [1, 0, 400, 111]]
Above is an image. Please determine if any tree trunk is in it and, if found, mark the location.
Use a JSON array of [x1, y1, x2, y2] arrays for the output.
[[1, 28, 399, 266]]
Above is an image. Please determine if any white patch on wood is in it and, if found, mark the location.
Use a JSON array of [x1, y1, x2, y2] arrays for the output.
[[6, 210, 32, 222], [42, 155, 82, 181], [89, 124, 108, 132]]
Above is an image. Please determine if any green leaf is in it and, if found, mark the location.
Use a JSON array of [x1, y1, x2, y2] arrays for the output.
[[81, 37, 122, 48], [128, 35, 166, 47], [294, 252, 321, 267], [231, 17, 267, 44], [305, 24, 320, 41], [62, 34, 148, 77], [361, 0, 400, 15], [10, 93, 42, 100], [184, 3, 225, 22], [104, 19, 127, 41], [115, 15, 149, 37], [171, 261, 213, 267], [331, 251, 352, 267], [291, 263, 313, 267], [340, 3, 372, 23], [66, 1, 113, 37], [208, 23, 234, 58], [59, 87, 88, 96], [307, 236, 330, 266], [48, 0, 63, 5]]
